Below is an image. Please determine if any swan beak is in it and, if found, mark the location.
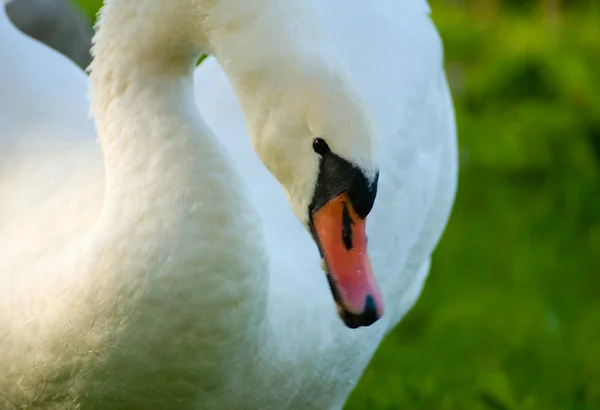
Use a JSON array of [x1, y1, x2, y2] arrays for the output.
[[311, 193, 384, 328]]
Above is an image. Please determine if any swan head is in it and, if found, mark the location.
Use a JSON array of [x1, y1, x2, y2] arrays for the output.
[[241, 66, 384, 328]]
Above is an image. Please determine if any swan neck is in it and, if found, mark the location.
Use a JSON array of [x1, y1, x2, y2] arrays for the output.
[[202, 0, 342, 98], [89, 0, 206, 198], [87, 0, 270, 357]]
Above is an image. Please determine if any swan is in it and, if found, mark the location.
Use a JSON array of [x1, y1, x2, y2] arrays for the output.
[[0, 0, 458, 409]]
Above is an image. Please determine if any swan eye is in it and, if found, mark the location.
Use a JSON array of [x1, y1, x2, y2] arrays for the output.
[[312, 138, 330, 156]]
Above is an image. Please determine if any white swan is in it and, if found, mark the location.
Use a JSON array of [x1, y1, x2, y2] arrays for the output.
[[0, 0, 457, 409]]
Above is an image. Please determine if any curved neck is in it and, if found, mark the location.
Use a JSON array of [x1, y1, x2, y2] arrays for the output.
[[88, 0, 270, 374], [87, 0, 358, 375], [200, 0, 347, 120], [89, 0, 241, 214], [89, 0, 340, 148], [200, 0, 337, 73]]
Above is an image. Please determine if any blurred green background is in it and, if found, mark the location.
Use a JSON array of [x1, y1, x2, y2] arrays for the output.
[[15, 0, 600, 408]]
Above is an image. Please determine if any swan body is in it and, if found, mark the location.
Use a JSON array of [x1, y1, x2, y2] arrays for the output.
[[0, 0, 457, 409]]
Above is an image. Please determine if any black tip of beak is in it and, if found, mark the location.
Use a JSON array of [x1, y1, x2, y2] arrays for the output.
[[338, 295, 380, 329]]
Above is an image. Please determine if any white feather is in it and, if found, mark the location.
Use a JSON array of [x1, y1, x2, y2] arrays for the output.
[[0, 0, 457, 408]]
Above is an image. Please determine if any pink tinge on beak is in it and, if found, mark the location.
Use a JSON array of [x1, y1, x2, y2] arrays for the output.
[[312, 193, 384, 328]]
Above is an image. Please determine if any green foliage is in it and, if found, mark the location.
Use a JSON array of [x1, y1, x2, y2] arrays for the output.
[[71, 0, 600, 408], [72, 0, 102, 23]]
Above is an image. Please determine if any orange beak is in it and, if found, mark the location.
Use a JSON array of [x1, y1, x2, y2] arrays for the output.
[[311, 193, 384, 328]]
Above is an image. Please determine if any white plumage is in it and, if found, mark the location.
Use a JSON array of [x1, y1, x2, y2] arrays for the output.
[[0, 0, 457, 408]]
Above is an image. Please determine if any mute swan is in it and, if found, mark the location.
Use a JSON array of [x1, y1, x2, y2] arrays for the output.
[[0, 0, 457, 409]]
